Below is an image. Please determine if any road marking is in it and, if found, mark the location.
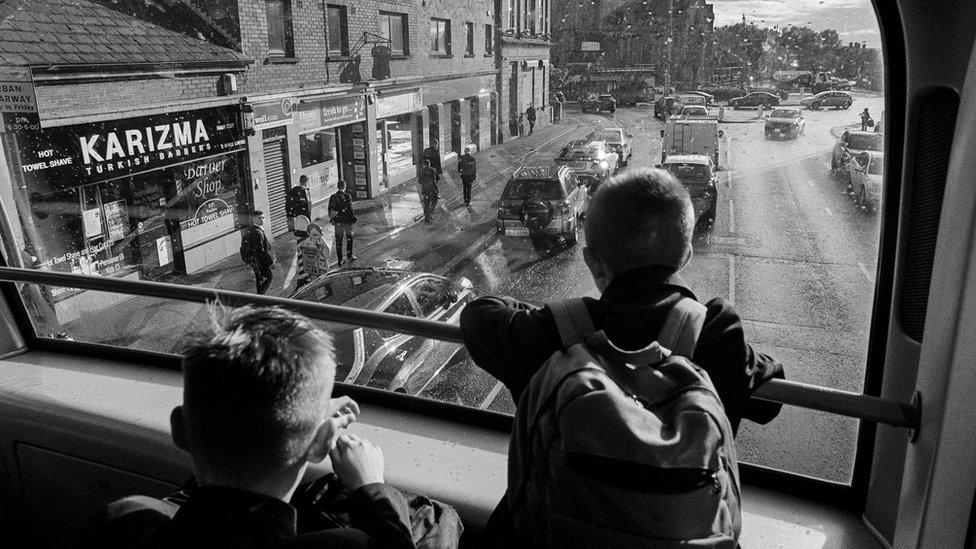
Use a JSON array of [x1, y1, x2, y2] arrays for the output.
[[858, 262, 876, 284], [727, 254, 736, 305], [728, 198, 735, 233], [440, 230, 499, 275], [479, 381, 506, 410]]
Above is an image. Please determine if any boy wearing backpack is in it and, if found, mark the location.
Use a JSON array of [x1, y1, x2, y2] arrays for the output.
[[459, 167, 785, 547]]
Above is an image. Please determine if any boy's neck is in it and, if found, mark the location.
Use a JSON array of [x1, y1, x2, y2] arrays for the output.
[[196, 463, 306, 503]]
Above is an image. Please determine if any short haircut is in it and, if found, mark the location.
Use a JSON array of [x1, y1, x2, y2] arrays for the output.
[[181, 305, 335, 480], [336, 180, 346, 190], [586, 168, 694, 273]]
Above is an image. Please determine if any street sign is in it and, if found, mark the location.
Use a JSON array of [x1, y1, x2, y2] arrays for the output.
[[580, 41, 601, 51], [0, 67, 40, 134]]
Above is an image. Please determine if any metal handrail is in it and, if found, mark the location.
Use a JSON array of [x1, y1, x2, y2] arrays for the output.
[[0, 266, 920, 430]]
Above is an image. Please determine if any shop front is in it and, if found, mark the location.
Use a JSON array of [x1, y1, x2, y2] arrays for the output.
[[374, 89, 422, 190], [297, 94, 368, 205], [8, 105, 249, 296]]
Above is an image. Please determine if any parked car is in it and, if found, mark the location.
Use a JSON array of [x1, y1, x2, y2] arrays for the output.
[[831, 130, 883, 172], [676, 93, 707, 108], [679, 105, 710, 118], [801, 90, 854, 110], [847, 151, 885, 213], [654, 95, 679, 118], [586, 127, 633, 165], [658, 154, 720, 228], [581, 93, 616, 113], [728, 91, 781, 109], [684, 90, 715, 105], [289, 268, 476, 395], [496, 165, 588, 244], [764, 108, 806, 139], [554, 139, 619, 187]]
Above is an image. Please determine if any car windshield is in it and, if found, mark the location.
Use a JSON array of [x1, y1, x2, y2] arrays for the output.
[[664, 163, 710, 181], [590, 130, 620, 142], [503, 180, 564, 200], [770, 110, 797, 118], [849, 134, 883, 150]]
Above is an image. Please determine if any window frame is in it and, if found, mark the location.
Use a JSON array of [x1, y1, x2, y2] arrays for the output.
[[430, 18, 452, 56], [484, 24, 493, 55], [379, 11, 409, 56], [464, 22, 475, 57], [265, 0, 295, 57], [326, 4, 350, 57]]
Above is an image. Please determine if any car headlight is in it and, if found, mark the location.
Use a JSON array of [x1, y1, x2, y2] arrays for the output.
[[597, 161, 610, 171]]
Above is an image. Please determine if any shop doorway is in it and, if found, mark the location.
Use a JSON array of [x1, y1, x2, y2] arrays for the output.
[[509, 62, 519, 136], [449, 100, 462, 155], [469, 97, 480, 149], [262, 126, 290, 236]]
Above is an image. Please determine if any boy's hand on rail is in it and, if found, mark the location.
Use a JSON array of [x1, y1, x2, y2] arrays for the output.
[[330, 434, 385, 490], [329, 396, 360, 420]]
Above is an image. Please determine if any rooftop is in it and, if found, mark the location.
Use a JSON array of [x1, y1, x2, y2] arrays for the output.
[[0, 0, 249, 71]]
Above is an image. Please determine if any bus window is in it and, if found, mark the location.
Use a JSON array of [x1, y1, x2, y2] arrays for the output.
[[0, 0, 887, 490]]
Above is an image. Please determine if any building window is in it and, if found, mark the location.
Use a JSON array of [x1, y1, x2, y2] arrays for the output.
[[485, 24, 493, 54], [265, 0, 293, 56], [430, 18, 451, 55], [465, 22, 475, 56], [326, 5, 349, 56], [528, 0, 536, 34], [379, 12, 409, 55], [508, 0, 516, 31]]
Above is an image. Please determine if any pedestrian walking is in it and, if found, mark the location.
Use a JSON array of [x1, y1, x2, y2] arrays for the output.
[[328, 180, 357, 265], [860, 108, 873, 131], [286, 175, 312, 237], [458, 146, 477, 206], [526, 104, 536, 135], [419, 159, 440, 223], [295, 222, 332, 290], [422, 139, 443, 175], [239, 210, 275, 294]]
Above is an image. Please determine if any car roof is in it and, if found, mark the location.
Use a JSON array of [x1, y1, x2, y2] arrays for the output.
[[663, 154, 712, 165], [511, 165, 566, 180], [289, 267, 436, 309], [770, 108, 800, 115]]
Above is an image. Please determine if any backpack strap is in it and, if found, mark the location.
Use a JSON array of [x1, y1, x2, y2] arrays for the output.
[[657, 297, 707, 359], [548, 299, 596, 347]]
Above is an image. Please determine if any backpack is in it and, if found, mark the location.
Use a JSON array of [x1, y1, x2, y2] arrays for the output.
[[506, 298, 741, 548], [239, 228, 255, 264]]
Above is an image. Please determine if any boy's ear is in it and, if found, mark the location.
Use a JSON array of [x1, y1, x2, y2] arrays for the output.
[[583, 247, 610, 289], [170, 406, 189, 452], [306, 420, 339, 464]]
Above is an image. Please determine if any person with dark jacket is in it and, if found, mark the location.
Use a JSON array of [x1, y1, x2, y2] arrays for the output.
[[418, 160, 440, 223], [81, 306, 416, 548], [240, 210, 275, 294], [328, 180, 357, 265], [860, 108, 873, 131], [286, 175, 312, 237], [457, 146, 477, 206], [525, 104, 536, 135], [421, 139, 443, 175], [459, 167, 785, 545]]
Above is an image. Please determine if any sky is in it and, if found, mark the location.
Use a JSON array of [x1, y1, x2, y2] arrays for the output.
[[709, 0, 883, 48]]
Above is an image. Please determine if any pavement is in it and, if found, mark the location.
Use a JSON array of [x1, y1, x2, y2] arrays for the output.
[[168, 121, 583, 300]]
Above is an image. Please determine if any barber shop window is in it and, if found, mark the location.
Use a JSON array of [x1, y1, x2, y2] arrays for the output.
[[265, 0, 294, 56]]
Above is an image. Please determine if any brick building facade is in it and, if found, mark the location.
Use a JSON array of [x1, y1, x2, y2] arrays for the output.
[[0, 0, 551, 311]]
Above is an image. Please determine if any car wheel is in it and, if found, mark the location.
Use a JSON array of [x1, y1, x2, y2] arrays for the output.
[[811, 102, 821, 110], [609, 106, 616, 113], [843, 101, 852, 109]]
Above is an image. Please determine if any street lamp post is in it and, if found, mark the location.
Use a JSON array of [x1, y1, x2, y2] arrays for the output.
[[664, 0, 674, 91]]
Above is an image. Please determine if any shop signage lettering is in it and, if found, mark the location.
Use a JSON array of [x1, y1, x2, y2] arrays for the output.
[[253, 98, 295, 129], [376, 91, 422, 118], [298, 96, 365, 132], [13, 106, 245, 189], [0, 67, 38, 114]]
